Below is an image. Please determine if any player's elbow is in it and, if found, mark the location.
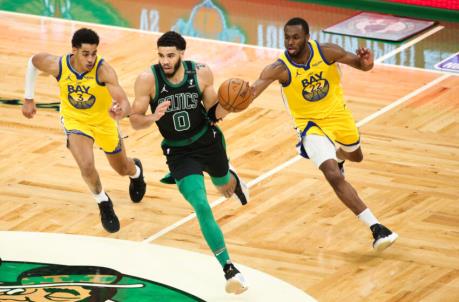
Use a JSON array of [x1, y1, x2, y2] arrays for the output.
[[129, 115, 143, 130], [361, 63, 374, 71]]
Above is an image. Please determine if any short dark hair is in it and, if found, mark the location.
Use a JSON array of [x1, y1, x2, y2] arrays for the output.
[[157, 31, 186, 51], [72, 28, 99, 48], [285, 17, 309, 35]]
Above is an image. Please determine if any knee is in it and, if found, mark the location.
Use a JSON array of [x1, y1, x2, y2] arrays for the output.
[[185, 190, 212, 217], [323, 169, 344, 188], [352, 153, 363, 162], [192, 199, 212, 216], [346, 149, 363, 162]]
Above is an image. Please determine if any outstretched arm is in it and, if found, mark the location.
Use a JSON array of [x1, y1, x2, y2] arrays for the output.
[[249, 60, 289, 100], [129, 71, 170, 130], [98, 62, 131, 120], [320, 43, 374, 71], [22, 53, 60, 118]]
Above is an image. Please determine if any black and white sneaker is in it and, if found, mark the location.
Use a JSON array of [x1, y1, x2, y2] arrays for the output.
[[229, 166, 249, 205], [98, 197, 120, 233], [223, 263, 248, 294], [129, 158, 146, 203], [371, 223, 398, 252]]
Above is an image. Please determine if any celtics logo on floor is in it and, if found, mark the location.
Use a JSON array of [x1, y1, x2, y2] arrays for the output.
[[0, 261, 203, 302]]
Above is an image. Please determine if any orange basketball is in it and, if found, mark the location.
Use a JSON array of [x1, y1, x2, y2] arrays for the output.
[[217, 78, 252, 112]]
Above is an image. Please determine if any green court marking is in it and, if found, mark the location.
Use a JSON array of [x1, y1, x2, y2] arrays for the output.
[[0, 261, 204, 302], [0, 0, 129, 26]]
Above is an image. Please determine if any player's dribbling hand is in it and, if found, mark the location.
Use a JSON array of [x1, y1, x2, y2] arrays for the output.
[[109, 101, 126, 120], [153, 100, 170, 121], [22, 99, 37, 119], [356, 47, 374, 69]]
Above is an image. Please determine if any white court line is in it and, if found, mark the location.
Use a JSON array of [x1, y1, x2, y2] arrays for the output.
[[357, 74, 450, 126], [143, 73, 451, 243], [375, 25, 444, 63], [142, 156, 302, 242]]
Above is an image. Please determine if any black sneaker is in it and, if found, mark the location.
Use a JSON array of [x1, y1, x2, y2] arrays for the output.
[[129, 158, 146, 203], [370, 223, 398, 252], [98, 197, 120, 233], [338, 160, 345, 175], [223, 263, 248, 294], [229, 166, 249, 205]]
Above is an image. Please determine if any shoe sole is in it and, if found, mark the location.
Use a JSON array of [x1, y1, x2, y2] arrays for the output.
[[103, 221, 120, 233], [373, 232, 398, 252], [225, 279, 248, 294]]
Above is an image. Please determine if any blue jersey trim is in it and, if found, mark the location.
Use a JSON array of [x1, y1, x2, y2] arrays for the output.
[[96, 58, 105, 86], [66, 54, 91, 80], [277, 59, 291, 87], [335, 139, 360, 146], [315, 40, 333, 65], [56, 57, 62, 81], [284, 42, 314, 70], [296, 121, 335, 159], [64, 129, 94, 141]]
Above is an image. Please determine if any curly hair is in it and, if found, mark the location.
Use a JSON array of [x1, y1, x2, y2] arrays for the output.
[[72, 28, 99, 48], [157, 31, 186, 50]]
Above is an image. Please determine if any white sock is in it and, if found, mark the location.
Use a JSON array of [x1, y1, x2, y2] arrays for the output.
[[129, 165, 141, 179], [94, 190, 109, 203], [357, 208, 379, 227], [337, 158, 345, 164]]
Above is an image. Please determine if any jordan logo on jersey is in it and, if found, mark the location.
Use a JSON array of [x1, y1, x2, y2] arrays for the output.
[[301, 71, 330, 102], [161, 85, 168, 94], [67, 84, 96, 109]]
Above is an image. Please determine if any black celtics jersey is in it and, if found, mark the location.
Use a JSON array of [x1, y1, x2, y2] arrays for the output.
[[150, 61, 208, 140]]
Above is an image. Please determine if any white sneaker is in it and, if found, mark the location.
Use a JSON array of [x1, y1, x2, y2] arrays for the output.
[[224, 263, 248, 294]]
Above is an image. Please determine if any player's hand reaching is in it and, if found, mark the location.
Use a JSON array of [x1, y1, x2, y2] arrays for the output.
[[109, 101, 128, 120], [153, 100, 170, 121], [22, 99, 37, 119], [356, 47, 374, 70]]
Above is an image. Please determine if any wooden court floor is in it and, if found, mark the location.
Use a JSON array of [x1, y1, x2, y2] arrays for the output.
[[0, 12, 458, 301]]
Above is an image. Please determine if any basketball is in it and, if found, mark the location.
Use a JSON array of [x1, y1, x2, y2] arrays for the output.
[[217, 78, 252, 112]]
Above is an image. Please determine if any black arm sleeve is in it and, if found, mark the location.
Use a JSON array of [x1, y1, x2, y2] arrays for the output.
[[207, 103, 222, 123]]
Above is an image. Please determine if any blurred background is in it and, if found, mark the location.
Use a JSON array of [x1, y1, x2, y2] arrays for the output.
[[1, 0, 458, 69]]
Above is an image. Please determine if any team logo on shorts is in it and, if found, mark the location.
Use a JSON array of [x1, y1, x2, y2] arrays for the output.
[[67, 84, 96, 109], [301, 71, 329, 102]]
